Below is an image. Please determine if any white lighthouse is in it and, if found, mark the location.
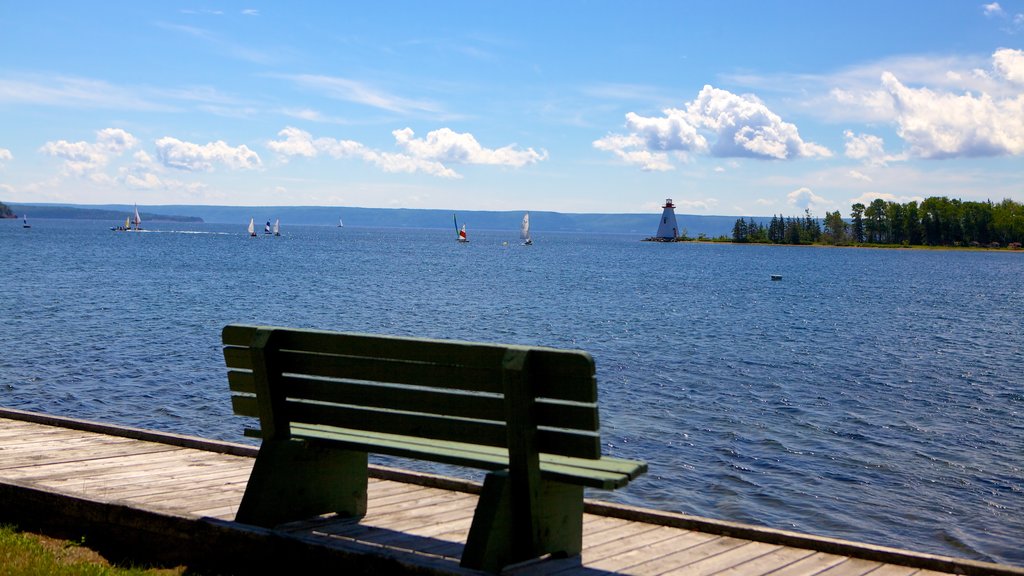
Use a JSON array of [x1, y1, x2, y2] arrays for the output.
[[654, 198, 679, 240]]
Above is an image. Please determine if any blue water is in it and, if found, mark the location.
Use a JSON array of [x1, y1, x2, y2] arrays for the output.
[[2, 219, 1022, 565]]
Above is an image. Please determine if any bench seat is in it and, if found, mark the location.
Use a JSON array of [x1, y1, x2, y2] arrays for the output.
[[246, 423, 646, 489]]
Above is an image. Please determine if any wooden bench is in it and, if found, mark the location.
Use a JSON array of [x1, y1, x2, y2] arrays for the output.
[[222, 324, 647, 572]]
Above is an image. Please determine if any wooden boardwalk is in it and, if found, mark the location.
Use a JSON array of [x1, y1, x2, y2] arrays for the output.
[[0, 408, 1019, 576]]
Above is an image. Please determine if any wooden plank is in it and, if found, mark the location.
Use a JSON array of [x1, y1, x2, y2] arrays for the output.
[[366, 491, 477, 519], [583, 527, 716, 570], [620, 535, 751, 575], [709, 546, 819, 576], [764, 551, 853, 576], [584, 525, 701, 563], [816, 557, 890, 576], [0, 443, 183, 473], [1, 447, 193, 481], [659, 540, 782, 575], [43, 455, 249, 490]]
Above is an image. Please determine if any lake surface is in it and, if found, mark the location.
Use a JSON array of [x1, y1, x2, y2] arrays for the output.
[[2, 218, 1021, 566]]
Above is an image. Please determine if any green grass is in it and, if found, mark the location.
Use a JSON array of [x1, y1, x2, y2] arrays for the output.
[[0, 525, 185, 576]]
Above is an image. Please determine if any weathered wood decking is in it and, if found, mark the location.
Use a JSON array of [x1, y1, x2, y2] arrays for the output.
[[0, 408, 1019, 576]]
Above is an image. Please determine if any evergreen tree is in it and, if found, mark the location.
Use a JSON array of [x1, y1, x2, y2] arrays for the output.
[[850, 203, 866, 243]]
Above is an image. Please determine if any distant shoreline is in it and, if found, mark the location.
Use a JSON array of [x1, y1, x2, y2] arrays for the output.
[[678, 239, 1024, 253]]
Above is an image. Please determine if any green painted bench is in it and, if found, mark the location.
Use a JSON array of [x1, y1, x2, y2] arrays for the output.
[[222, 324, 647, 572]]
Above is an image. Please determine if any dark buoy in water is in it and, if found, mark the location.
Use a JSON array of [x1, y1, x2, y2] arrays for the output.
[[771, 274, 782, 281]]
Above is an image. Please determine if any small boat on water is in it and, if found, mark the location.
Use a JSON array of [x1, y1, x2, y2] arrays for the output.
[[771, 274, 782, 281], [112, 215, 131, 231], [248, 218, 256, 237], [454, 214, 469, 243], [273, 219, 280, 237], [264, 220, 272, 234], [132, 204, 142, 231], [22, 215, 30, 229], [338, 217, 344, 228], [521, 212, 532, 245]]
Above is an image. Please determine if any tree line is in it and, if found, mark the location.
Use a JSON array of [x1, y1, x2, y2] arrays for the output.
[[731, 197, 1024, 247]]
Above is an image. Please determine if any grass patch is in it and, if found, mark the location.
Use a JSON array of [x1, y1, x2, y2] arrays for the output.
[[0, 525, 186, 576]]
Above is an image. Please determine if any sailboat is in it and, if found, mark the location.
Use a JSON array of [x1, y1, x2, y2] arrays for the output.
[[22, 215, 30, 229], [264, 220, 272, 234], [521, 212, 532, 245], [273, 219, 280, 236], [132, 205, 142, 231], [337, 217, 344, 228], [248, 217, 256, 237], [454, 214, 469, 243]]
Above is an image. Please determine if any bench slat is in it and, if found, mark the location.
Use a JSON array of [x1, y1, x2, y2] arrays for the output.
[[291, 401, 602, 458], [290, 424, 636, 490], [223, 325, 596, 402], [228, 371, 600, 432]]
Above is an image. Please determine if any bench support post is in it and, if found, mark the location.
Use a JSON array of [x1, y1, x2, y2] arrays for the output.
[[461, 470, 583, 572], [235, 439, 368, 528]]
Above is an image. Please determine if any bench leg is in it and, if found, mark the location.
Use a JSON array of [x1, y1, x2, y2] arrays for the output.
[[461, 470, 583, 572], [235, 439, 368, 528]]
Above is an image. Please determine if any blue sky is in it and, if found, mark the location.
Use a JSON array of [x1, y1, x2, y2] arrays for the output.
[[1, 1, 1022, 216]]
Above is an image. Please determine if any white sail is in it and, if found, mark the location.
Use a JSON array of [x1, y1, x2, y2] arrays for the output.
[[273, 219, 280, 236], [520, 212, 532, 244], [248, 217, 255, 236], [338, 217, 343, 227], [133, 205, 141, 230]]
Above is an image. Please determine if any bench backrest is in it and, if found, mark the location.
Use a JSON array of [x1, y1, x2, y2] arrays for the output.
[[223, 324, 602, 460]]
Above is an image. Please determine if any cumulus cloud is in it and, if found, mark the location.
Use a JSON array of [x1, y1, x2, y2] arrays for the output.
[[993, 48, 1024, 84], [787, 187, 829, 211], [155, 137, 261, 171], [594, 85, 830, 170], [267, 126, 546, 178], [843, 130, 907, 166], [39, 128, 138, 175], [0, 148, 11, 165], [881, 69, 1024, 158]]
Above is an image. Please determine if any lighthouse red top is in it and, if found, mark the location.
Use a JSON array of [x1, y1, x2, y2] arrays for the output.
[[663, 198, 675, 209]]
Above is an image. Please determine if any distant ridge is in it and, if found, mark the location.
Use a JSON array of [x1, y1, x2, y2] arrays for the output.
[[6, 203, 202, 223], [6, 203, 749, 237]]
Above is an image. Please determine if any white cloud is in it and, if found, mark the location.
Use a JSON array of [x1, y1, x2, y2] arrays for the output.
[[0, 148, 11, 165], [392, 127, 546, 167], [848, 169, 873, 182], [285, 74, 442, 115], [155, 137, 262, 171], [594, 85, 830, 170], [267, 126, 545, 178], [39, 128, 138, 175], [983, 2, 1004, 16], [993, 48, 1024, 84], [882, 70, 1024, 158], [848, 191, 925, 206], [787, 187, 829, 211], [843, 130, 906, 166]]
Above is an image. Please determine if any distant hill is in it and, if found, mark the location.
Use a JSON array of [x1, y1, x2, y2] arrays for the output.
[[5, 204, 202, 223], [0, 201, 14, 218], [5, 202, 755, 237]]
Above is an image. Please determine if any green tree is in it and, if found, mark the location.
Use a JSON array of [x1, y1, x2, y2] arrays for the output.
[[822, 211, 847, 244], [850, 203, 866, 243], [731, 218, 748, 242]]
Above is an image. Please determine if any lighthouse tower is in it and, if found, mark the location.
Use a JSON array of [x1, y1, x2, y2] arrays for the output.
[[655, 198, 679, 240]]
